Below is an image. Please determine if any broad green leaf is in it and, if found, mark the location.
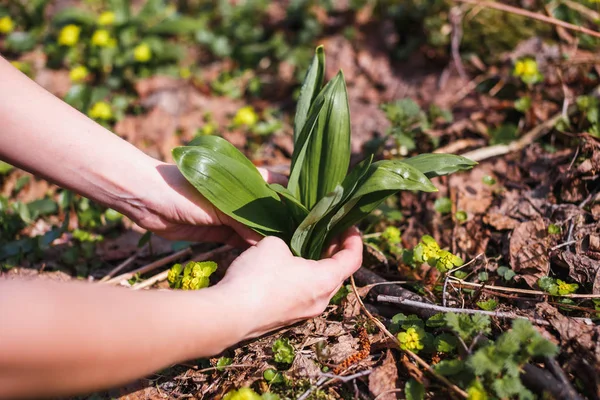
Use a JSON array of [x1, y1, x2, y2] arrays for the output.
[[325, 160, 437, 241], [289, 71, 351, 209], [302, 156, 373, 259], [402, 153, 476, 178], [294, 45, 324, 143], [269, 183, 309, 226], [188, 135, 257, 170], [291, 186, 344, 258], [173, 146, 291, 239]]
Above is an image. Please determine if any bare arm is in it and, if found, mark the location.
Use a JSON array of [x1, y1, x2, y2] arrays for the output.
[[0, 279, 249, 399], [0, 55, 159, 224]]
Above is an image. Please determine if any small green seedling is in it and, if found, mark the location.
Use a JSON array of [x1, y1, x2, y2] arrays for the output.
[[272, 338, 295, 365], [167, 260, 217, 290], [173, 47, 475, 260], [538, 276, 578, 296]]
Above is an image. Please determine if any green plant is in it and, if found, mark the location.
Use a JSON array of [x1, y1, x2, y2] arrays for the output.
[[538, 277, 578, 296], [476, 299, 498, 311], [467, 319, 558, 399], [173, 47, 475, 259], [263, 368, 284, 384], [375, 98, 452, 154], [412, 235, 463, 272], [167, 261, 217, 290], [272, 338, 295, 365], [216, 356, 233, 371], [397, 326, 426, 352], [434, 196, 452, 214], [547, 224, 561, 235]]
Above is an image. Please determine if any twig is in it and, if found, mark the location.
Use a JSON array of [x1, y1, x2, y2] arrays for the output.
[[99, 254, 137, 282], [455, 0, 600, 39], [104, 247, 193, 285], [447, 277, 600, 299], [132, 245, 232, 290], [550, 240, 577, 251], [351, 276, 469, 398], [377, 295, 550, 326], [450, 6, 468, 82], [460, 112, 564, 162]]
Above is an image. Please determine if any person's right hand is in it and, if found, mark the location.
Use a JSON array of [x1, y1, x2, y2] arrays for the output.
[[216, 228, 363, 340]]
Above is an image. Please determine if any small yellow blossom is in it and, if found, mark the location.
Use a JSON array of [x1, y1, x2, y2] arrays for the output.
[[397, 327, 424, 352], [0, 16, 14, 34], [91, 29, 113, 47], [88, 101, 112, 120], [179, 67, 191, 79], [98, 11, 116, 26], [513, 58, 543, 84], [58, 24, 81, 46], [223, 388, 262, 400], [556, 279, 578, 295], [435, 250, 464, 273], [133, 43, 152, 62], [69, 65, 89, 82], [413, 235, 441, 264], [467, 382, 488, 400], [233, 106, 259, 127]]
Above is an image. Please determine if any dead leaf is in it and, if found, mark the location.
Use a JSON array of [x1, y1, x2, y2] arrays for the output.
[[329, 334, 360, 364], [510, 218, 551, 287], [368, 350, 398, 400], [555, 251, 600, 294]]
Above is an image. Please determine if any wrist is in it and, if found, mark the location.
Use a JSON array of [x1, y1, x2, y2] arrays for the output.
[[184, 285, 257, 357]]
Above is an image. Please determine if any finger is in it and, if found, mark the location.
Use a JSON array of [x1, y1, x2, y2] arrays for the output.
[[257, 167, 288, 185], [322, 237, 340, 259], [317, 227, 363, 280]]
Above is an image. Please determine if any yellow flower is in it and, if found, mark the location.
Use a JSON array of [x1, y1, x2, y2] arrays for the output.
[[179, 67, 191, 79], [88, 101, 112, 120], [556, 279, 578, 295], [58, 24, 81, 46], [223, 388, 262, 400], [91, 29, 113, 47], [133, 43, 152, 62], [413, 235, 441, 264], [435, 250, 464, 273], [397, 327, 424, 352], [69, 65, 89, 82], [0, 16, 14, 34], [513, 58, 543, 84], [98, 11, 116, 26], [233, 106, 259, 127]]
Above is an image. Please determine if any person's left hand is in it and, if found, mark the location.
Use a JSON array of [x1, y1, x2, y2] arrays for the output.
[[128, 162, 286, 248]]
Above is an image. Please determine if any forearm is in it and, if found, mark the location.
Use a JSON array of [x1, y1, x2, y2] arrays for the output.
[[0, 56, 160, 219], [0, 280, 249, 399]]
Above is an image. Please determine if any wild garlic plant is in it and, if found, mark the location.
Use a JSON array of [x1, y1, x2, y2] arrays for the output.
[[173, 46, 476, 260]]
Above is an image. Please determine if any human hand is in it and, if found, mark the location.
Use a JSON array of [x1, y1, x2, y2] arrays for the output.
[[129, 161, 286, 248], [216, 228, 363, 339]]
